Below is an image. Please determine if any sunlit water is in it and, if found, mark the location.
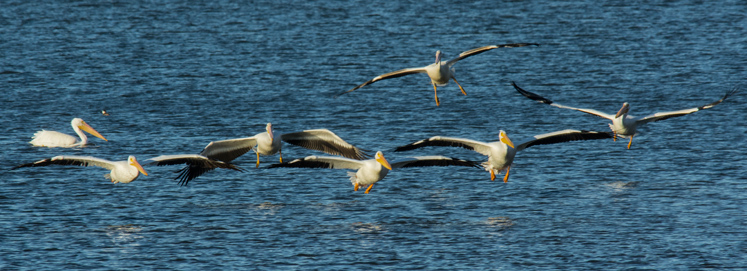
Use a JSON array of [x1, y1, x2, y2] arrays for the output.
[[1, 0, 746, 269]]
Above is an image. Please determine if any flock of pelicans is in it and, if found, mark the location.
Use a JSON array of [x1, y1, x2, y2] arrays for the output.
[[11, 43, 739, 194]]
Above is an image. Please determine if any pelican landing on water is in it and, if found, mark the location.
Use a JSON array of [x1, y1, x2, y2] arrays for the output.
[[395, 129, 612, 182], [512, 82, 739, 149], [29, 118, 107, 148], [337, 43, 539, 106]]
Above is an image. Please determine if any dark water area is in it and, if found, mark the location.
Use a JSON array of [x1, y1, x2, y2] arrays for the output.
[[1, 0, 746, 269]]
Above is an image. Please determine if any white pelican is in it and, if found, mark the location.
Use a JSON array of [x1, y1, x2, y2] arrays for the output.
[[29, 118, 108, 148], [197, 123, 370, 168], [512, 82, 739, 149], [337, 43, 539, 106], [145, 154, 243, 186], [269, 151, 479, 194], [395, 129, 612, 182], [12, 155, 148, 184]]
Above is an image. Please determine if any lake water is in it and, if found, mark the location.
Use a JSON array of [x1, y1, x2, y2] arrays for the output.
[[1, 0, 746, 269]]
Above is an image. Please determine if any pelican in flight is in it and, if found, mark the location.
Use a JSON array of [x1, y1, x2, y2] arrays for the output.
[[512, 82, 739, 149], [12, 155, 148, 184], [395, 129, 612, 182], [145, 154, 243, 186], [199, 123, 369, 168], [337, 43, 539, 106], [269, 151, 479, 194], [29, 118, 108, 148], [143, 123, 368, 185]]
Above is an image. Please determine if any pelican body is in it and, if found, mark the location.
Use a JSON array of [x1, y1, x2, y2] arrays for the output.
[[269, 151, 479, 194], [395, 129, 612, 182], [338, 43, 539, 106], [12, 155, 148, 184], [513, 82, 739, 149], [30, 118, 108, 148]]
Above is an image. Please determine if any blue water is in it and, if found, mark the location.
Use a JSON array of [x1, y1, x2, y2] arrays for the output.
[[2, 0, 746, 269]]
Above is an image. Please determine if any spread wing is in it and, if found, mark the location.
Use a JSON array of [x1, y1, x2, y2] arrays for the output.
[[198, 136, 258, 163], [145, 154, 243, 186], [637, 86, 739, 124], [394, 136, 494, 156], [513, 82, 615, 120], [12, 156, 116, 170], [390, 156, 481, 169], [446, 43, 540, 65], [516, 129, 613, 151], [336, 67, 427, 97], [281, 129, 370, 160], [268, 155, 365, 170]]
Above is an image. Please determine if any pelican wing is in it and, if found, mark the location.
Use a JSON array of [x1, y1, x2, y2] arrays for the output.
[[391, 156, 480, 169], [513, 82, 616, 120], [199, 136, 258, 163], [516, 129, 613, 151], [145, 154, 243, 186], [268, 155, 364, 170], [336, 67, 428, 97], [447, 43, 540, 65], [281, 129, 370, 160], [637, 87, 739, 124], [394, 136, 494, 156], [12, 156, 115, 170]]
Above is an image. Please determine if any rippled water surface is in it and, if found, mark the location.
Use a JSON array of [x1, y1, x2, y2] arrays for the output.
[[2, 0, 746, 269]]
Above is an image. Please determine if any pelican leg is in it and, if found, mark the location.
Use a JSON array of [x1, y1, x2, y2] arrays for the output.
[[490, 170, 496, 181], [503, 166, 510, 183], [613, 131, 617, 141], [627, 135, 634, 149], [432, 83, 440, 106], [256, 152, 260, 168], [364, 184, 374, 194], [452, 77, 467, 95], [279, 150, 283, 163], [354, 182, 360, 191]]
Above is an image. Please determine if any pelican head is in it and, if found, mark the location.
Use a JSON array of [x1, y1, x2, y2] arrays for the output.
[[499, 130, 515, 149], [128, 155, 148, 176], [375, 151, 393, 170], [266, 122, 275, 141], [435, 50, 443, 65], [615, 102, 630, 118], [72, 118, 108, 142]]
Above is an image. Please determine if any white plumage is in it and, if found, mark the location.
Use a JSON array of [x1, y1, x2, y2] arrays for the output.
[[338, 43, 539, 106], [30, 118, 108, 148], [12, 155, 148, 184], [513, 82, 739, 149], [395, 129, 612, 182]]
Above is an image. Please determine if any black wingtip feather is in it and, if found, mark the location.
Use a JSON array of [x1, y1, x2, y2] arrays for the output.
[[395, 138, 476, 152], [512, 82, 554, 105]]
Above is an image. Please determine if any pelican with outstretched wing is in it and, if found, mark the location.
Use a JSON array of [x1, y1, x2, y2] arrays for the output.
[[29, 118, 108, 148], [395, 129, 612, 182], [338, 43, 539, 106], [144, 123, 368, 185], [512, 82, 739, 149], [269, 151, 479, 194], [12, 155, 147, 184]]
